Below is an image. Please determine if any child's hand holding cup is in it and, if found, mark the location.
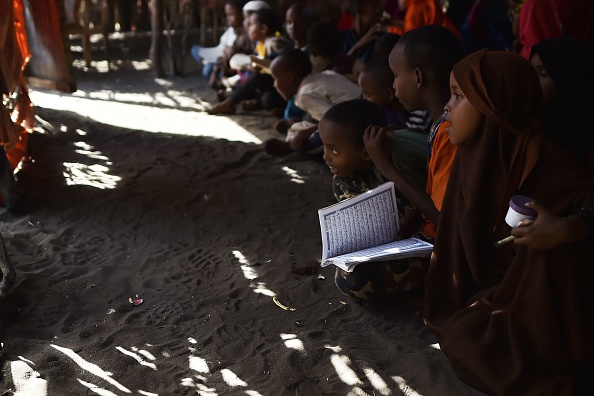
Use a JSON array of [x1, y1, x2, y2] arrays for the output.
[[496, 195, 537, 247]]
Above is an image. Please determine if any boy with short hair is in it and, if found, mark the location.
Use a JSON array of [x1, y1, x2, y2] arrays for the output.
[[357, 59, 408, 129], [318, 98, 429, 302], [264, 48, 362, 156], [364, 25, 465, 238]]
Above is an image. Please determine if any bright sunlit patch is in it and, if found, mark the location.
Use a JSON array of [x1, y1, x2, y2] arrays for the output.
[[131, 60, 152, 71], [281, 166, 306, 184], [362, 366, 391, 395], [220, 369, 247, 387], [138, 390, 158, 396], [11, 360, 48, 396], [18, 356, 35, 365], [195, 383, 218, 396], [233, 250, 258, 280], [77, 378, 117, 396], [233, 250, 277, 297], [245, 391, 264, 396], [429, 343, 440, 350], [189, 356, 210, 374], [280, 334, 305, 352], [51, 344, 131, 393], [115, 346, 157, 370], [249, 282, 276, 297], [30, 90, 262, 144], [74, 142, 110, 161], [330, 354, 363, 386], [63, 162, 121, 189], [324, 345, 343, 353], [392, 376, 422, 396], [347, 387, 372, 396]]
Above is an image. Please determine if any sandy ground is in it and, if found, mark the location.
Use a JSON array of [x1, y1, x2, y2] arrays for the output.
[[0, 33, 484, 395]]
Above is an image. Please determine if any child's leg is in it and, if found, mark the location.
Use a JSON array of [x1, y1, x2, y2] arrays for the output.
[[334, 257, 428, 303]]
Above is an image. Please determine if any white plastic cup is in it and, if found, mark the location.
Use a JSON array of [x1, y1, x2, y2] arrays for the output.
[[505, 195, 536, 227]]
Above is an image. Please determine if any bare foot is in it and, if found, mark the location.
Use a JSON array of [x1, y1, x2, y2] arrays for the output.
[[264, 138, 294, 156], [207, 98, 236, 115], [241, 98, 263, 111]]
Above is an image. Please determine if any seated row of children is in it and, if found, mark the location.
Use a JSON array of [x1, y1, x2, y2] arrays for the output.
[[193, 5, 594, 392], [313, 26, 594, 396]]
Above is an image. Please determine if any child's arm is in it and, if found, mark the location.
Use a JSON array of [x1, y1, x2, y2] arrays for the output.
[[364, 125, 440, 225], [347, 23, 385, 58], [511, 201, 592, 250]]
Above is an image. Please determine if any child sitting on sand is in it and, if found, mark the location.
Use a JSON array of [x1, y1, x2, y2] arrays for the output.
[[424, 49, 594, 396], [319, 98, 429, 302], [264, 48, 362, 156], [191, 0, 252, 94], [207, 8, 292, 115], [364, 25, 464, 239]]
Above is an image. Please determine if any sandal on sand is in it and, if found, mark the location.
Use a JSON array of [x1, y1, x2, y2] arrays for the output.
[[241, 98, 263, 111]]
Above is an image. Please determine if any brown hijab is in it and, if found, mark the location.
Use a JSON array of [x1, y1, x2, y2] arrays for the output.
[[424, 50, 594, 395]]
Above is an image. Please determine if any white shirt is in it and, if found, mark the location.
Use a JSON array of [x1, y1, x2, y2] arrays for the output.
[[295, 71, 363, 122]]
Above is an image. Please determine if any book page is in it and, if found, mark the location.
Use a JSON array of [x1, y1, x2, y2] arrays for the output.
[[323, 238, 433, 272], [318, 182, 399, 262]]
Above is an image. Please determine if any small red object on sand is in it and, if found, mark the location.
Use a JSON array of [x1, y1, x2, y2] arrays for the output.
[[291, 260, 320, 275], [128, 294, 144, 306]]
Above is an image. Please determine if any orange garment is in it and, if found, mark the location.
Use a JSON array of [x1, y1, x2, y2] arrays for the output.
[[388, 0, 459, 37], [0, 0, 33, 205], [422, 120, 457, 237]]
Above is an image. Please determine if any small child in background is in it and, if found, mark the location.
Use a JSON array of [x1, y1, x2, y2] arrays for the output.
[[263, 48, 362, 156], [191, 0, 251, 91], [284, 2, 317, 51], [343, 0, 386, 62], [318, 98, 429, 302], [307, 20, 363, 83], [358, 60, 408, 129], [387, 0, 459, 37], [207, 7, 292, 115]]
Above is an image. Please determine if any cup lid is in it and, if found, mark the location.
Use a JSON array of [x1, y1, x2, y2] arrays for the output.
[[509, 195, 536, 217]]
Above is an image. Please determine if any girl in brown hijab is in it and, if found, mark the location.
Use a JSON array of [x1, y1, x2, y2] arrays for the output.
[[424, 50, 594, 395]]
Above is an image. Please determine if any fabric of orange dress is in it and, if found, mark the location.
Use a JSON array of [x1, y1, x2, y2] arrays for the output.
[[387, 0, 459, 37]]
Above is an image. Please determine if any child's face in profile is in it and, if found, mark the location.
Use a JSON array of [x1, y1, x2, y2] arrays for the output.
[[225, 4, 243, 28], [389, 44, 421, 112], [270, 60, 297, 101], [530, 53, 558, 108], [358, 71, 393, 109], [443, 72, 482, 145], [319, 118, 370, 178]]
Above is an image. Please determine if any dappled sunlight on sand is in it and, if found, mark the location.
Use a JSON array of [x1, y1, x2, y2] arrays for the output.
[[30, 90, 263, 144]]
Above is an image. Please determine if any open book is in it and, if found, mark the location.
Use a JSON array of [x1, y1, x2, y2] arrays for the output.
[[318, 182, 433, 272]]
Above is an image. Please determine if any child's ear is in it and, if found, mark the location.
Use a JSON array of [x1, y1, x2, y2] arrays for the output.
[[414, 67, 423, 89]]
